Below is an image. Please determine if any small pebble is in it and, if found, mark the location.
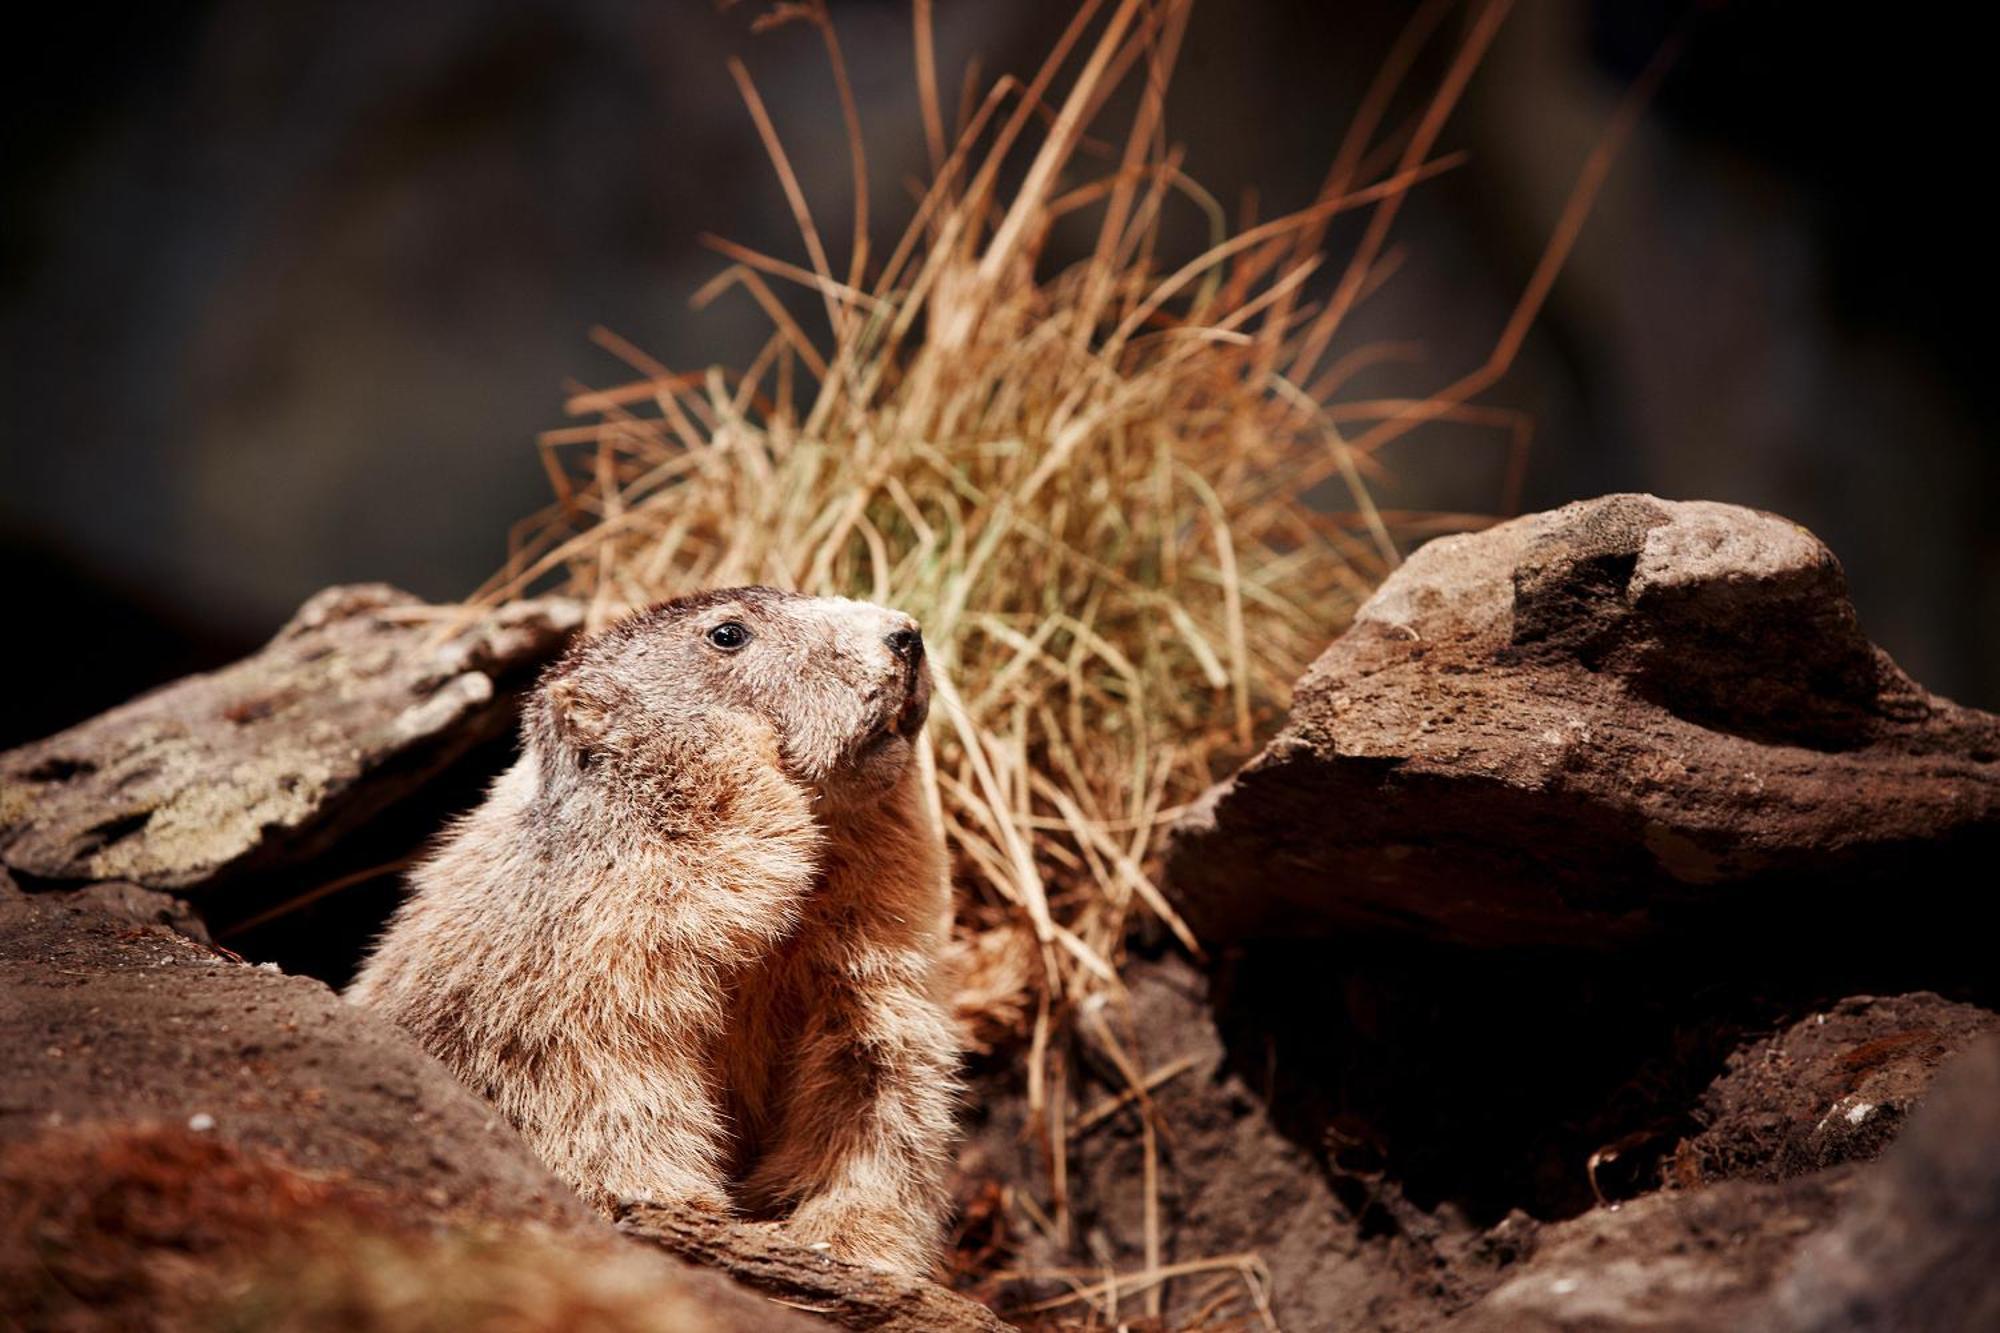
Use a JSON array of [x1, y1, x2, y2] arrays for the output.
[[187, 1113, 216, 1132]]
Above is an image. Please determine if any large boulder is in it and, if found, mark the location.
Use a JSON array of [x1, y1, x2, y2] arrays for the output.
[[0, 585, 580, 894], [1167, 495, 2000, 947]]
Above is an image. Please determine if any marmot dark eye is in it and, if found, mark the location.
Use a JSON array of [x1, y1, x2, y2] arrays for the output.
[[706, 621, 751, 650]]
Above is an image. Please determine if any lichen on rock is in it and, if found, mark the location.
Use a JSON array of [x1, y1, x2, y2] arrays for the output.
[[0, 585, 581, 892]]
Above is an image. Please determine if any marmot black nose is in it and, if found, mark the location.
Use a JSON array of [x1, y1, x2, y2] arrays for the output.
[[886, 627, 924, 664]]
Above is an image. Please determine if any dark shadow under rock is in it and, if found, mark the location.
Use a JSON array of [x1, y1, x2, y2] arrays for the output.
[[960, 942, 1998, 1331], [1447, 1035, 2000, 1331], [1207, 926, 1996, 1230], [959, 953, 1531, 1331]]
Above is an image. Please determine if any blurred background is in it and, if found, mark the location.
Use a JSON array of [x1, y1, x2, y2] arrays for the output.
[[4, 0, 1994, 748]]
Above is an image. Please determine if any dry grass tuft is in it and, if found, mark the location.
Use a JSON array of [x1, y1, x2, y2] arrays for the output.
[[483, 0, 1466, 1024], [477, 0, 1649, 1313]]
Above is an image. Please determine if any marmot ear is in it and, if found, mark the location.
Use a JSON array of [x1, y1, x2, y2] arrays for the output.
[[546, 674, 616, 749]]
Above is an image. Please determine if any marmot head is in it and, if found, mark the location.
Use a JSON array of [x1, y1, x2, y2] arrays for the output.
[[532, 587, 932, 818]]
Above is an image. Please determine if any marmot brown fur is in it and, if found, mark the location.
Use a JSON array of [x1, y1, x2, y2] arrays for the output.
[[346, 587, 958, 1274]]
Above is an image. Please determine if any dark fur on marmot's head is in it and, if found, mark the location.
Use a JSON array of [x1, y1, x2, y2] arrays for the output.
[[531, 587, 931, 812]]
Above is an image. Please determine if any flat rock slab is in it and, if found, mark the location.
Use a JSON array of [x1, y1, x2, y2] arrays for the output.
[[1167, 494, 2000, 946], [0, 585, 580, 892]]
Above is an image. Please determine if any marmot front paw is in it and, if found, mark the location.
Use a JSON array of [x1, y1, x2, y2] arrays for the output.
[[781, 1196, 938, 1277], [611, 1185, 733, 1218]]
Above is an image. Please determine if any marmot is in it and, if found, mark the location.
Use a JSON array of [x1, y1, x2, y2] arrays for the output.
[[347, 587, 959, 1275]]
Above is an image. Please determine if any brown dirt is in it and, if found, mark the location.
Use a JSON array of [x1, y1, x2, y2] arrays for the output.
[[958, 954, 1532, 1332], [1674, 993, 1997, 1187], [1761, 1035, 2000, 1332], [957, 948, 1999, 1332]]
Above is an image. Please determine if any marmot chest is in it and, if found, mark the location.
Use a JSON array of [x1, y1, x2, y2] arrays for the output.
[[711, 923, 851, 1171]]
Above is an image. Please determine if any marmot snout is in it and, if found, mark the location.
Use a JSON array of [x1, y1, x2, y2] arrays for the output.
[[347, 587, 959, 1275]]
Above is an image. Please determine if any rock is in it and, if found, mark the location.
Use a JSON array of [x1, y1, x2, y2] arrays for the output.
[[1452, 1168, 1860, 1332], [1675, 993, 1996, 1186], [1, 1122, 821, 1333], [619, 1205, 1010, 1333], [0, 878, 590, 1226], [1761, 1035, 2000, 1332], [1167, 495, 2000, 947], [1451, 1035, 2000, 1332], [39, 876, 214, 943], [0, 585, 581, 893]]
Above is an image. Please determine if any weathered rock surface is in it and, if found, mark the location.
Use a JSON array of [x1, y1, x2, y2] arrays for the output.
[[1453, 1168, 1860, 1332], [0, 1120, 826, 1333], [620, 1204, 1010, 1333], [1167, 494, 2000, 946], [1675, 992, 1996, 1187], [0, 875, 590, 1225], [1450, 1035, 2000, 1331], [1762, 1034, 2000, 1332], [0, 584, 580, 892]]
